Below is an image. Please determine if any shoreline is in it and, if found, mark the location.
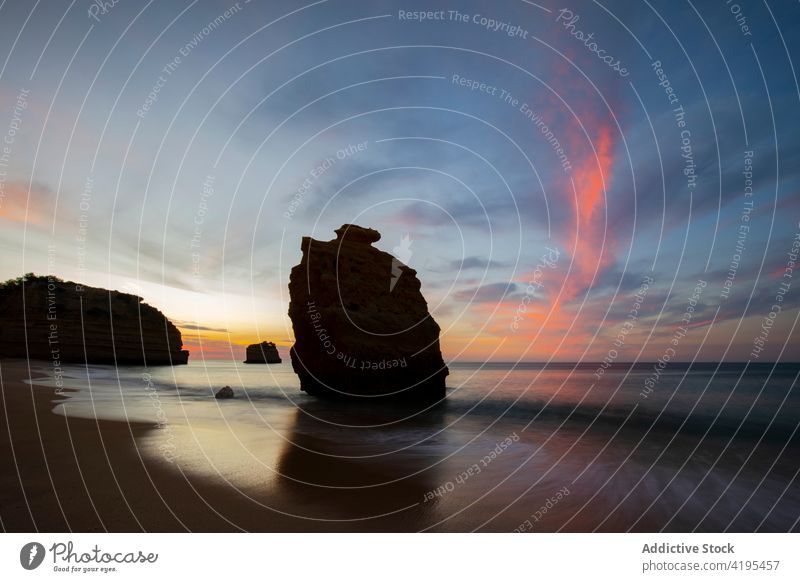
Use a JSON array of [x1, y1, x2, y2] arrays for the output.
[[0, 359, 445, 532], [3, 358, 797, 532], [0, 359, 322, 532]]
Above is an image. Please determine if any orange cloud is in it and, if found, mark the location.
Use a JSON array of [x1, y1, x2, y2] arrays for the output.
[[181, 336, 237, 361], [493, 112, 617, 361], [0, 181, 52, 225], [562, 124, 615, 302]]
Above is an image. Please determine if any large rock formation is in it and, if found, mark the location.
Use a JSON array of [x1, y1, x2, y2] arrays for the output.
[[244, 341, 281, 363], [0, 274, 189, 365], [288, 224, 448, 402]]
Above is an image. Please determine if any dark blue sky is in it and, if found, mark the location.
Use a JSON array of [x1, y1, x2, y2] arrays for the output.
[[1, 0, 798, 361]]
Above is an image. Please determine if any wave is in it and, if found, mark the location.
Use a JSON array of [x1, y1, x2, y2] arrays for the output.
[[442, 395, 800, 442]]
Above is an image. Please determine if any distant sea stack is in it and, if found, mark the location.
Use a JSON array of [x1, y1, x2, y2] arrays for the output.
[[287, 224, 448, 403], [244, 341, 281, 364], [0, 274, 189, 365]]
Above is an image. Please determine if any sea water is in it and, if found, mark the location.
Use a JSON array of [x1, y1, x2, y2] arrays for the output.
[[29, 360, 800, 532]]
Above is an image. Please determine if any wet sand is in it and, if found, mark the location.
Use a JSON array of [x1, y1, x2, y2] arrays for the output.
[[0, 359, 410, 532], [3, 359, 798, 532], [0, 359, 467, 532]]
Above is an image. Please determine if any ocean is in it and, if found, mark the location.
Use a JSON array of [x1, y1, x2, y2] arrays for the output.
[[28, 360, 800, 532]]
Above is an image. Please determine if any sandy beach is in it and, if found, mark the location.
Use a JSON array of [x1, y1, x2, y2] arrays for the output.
[[3, 359, 798, 533], [0, 359, 382, 532], [0, 359, 453, 532]]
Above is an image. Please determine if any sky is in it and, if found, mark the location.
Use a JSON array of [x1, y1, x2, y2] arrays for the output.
[[0, 0, 798, 363]]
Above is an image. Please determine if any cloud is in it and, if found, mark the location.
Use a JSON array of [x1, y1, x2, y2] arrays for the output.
[[174, 321, 229, 333], [449, 256, 509, 270], [452, 281, 518, 303], [0, 181, 53, 225], [560, 124, 616, 302], [181, 337, 237, 361]]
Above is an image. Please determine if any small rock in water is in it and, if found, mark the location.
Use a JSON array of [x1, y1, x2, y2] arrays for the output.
[[244, 340, 281, 363], [215, 385, 234, 399]]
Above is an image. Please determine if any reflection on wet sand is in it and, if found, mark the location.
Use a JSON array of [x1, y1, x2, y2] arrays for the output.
[[276, 401, 448, 528]]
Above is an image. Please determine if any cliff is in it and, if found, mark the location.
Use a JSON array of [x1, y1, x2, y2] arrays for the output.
[[287, 225, 448, 402], [0, 274, 189, 365], [244, 341, 281, 364]]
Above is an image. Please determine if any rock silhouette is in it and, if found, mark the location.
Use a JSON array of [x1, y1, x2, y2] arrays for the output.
[[215, 385, 234, 399], [244, 341, 281, 363], [288, 224, 448, 402], [0, 274, 188, 365]]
